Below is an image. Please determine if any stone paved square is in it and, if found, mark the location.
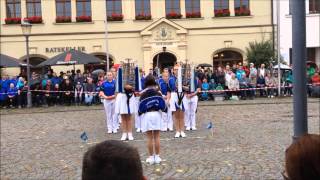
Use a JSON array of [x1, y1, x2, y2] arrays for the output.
[[1, 98, 319, 179]]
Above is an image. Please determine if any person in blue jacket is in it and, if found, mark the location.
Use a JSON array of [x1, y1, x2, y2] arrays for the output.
[[139, 75, 167, 165], [7, 83, 18, 107], [158, 71, 173, 131], [0, 75, 9, 107]]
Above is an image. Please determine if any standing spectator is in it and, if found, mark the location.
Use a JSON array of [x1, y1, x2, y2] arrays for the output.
[[84, 77, 96, 105], [51, 72, 62, 86], [256, 74, 266, 97], [215, 67, 226, 88], [52, 83, 62, 106], [74, 69, 84, 85], [236, 65, 245, 80], [224, 65, 233, 90], [74, 81, 84, 105], [258, 63, 267, 78], [249, 63, 258, 96], [18, 80, 28, 108], [265, 73, 277, 98], [243, 62, 250, 77], [283, 70, 293, 96], [44, 80, 54, 106], [7, 83, 18, 108], [31, 83, 43, 106], [307, 64, 316, 79], [61, 79, 74, 105], [231, 63, 237, 73], [197, 69, 205, 82]]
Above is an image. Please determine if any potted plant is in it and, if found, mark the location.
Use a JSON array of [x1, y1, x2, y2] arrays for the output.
[[186, 12, 201, 18], [76, 15, 92, 22], [166, 12, 182, 19], [24, 16, 43, 24], [214, 9, 230, 17], [56, 16, 72, 23], [107, 13, 123, 21], [135, 13, 152, 20], [5, 17, 21, 24], [235, 8, 251, 16]]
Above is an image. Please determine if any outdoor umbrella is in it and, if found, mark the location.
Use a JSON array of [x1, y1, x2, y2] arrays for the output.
[[0, 54, 22, 67], [92, 69, 105, 77], [273, 63, 291, 70], [37, 50, 101, 67], [197, 63, 212, 68]]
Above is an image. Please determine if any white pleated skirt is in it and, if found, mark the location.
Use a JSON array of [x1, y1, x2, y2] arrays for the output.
[[141, 111, 163, 133], [115, 93, 136, 115]]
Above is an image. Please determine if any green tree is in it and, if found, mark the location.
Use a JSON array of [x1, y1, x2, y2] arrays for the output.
[[246, 40, 275, 67]]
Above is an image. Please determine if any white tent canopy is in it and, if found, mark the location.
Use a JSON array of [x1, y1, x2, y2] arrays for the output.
[[273, 63, 291, 70]]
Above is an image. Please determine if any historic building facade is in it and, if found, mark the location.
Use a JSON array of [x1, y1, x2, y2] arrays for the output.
[[277, 0, 320, 65], [1, 0, 273, 75]]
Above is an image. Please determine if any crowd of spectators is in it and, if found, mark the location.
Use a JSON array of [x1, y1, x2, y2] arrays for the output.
[[0, 62, 319, 108], [195, 62, 320, 101], [0, 69, 104, 108]]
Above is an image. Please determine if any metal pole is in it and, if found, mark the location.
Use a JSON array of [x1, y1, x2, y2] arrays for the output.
[[277, 0, 281, 96], [26, 35, 32, 107], [105, 7, 110, 72], [292, 0, 308, 140]]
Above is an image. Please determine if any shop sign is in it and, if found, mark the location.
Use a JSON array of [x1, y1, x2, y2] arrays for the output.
[[45, 46, 86, 53]]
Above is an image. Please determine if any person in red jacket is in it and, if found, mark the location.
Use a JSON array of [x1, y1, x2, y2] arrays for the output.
[[311, 71, 320, 85]]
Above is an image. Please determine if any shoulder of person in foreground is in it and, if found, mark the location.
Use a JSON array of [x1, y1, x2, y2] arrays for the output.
[[82, 140, 146, 180], [140, 87, 162, 101]]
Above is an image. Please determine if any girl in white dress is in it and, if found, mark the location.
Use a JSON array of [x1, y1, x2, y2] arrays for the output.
[[139, 75, 167, 164]]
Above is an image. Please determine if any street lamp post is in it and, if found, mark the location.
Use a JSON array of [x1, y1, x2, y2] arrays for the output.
[[21, 20, 32, 107]]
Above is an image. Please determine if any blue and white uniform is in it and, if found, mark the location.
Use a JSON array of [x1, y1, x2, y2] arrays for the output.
[[100, 80, 118, 133], [158, 78, 173, 131], [169, 76, 184, 112], [115, 89, 136, 115], [139, 88, 167, 133], [183, 78, 200, 130]]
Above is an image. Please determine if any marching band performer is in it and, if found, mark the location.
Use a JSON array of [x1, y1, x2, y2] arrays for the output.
[[183, 67, 200, 131], [139, 75, 167, 164], [134, 67, 144, 133], [169, 64, 186, 138], [115, 66, 136, 141], [158, 71, 173, 131], [99, 72, 117, 134]]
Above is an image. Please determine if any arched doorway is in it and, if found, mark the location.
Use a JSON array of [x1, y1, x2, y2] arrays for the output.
[[153, 52, 177, 70], [84, 54, 114, 72], [213, 50, 243, 69], [21, 56, 47, 76]]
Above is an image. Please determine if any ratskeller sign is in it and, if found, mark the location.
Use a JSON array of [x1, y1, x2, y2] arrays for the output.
[[45, 46, 86, 53]]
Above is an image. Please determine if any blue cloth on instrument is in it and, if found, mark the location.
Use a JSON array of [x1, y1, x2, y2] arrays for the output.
[[168, 76, 177, 92], [100, 80, 116, 96], [158, 78, 171, 95], [138, 88, 167, 115]]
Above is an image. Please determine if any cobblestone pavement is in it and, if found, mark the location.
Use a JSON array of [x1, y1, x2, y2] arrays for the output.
[[1, 98, 319, 180]]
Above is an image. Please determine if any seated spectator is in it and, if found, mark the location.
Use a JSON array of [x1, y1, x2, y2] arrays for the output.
[[238, 74, 253, 100], [74, 81, 83, 105], [311, 71, 320, 85], [7, 83, 18, 108], [284, 134, 320, 180], [227, 74, 240, 100], [61, 79, 74, 105], [52, 83, 62, 106], [31, 83, 43, 106], [0, 75, 9, 108], [44, 80, 54, 106], [265, 73, 277, 98], [84, 78, 96, 105], [82, 140, 145, 180], [256, 74, 266, 97], [310, 71, 320, 97], [201, 78, 210, 101]]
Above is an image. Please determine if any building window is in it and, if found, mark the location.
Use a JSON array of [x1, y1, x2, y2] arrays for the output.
[[135, 0, 151, 20], [234, 0, 250, 16], [106, 0, 123, 21], [185, 0, 201, 18], [309, 0, 320, 14], [76, 0, 92, 22], [26, 0, 41, 17], [214, 0, 230, 17], [165, 0, 182, 19], [55, 0, 71, 23], [6, 0, 21, 18]]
